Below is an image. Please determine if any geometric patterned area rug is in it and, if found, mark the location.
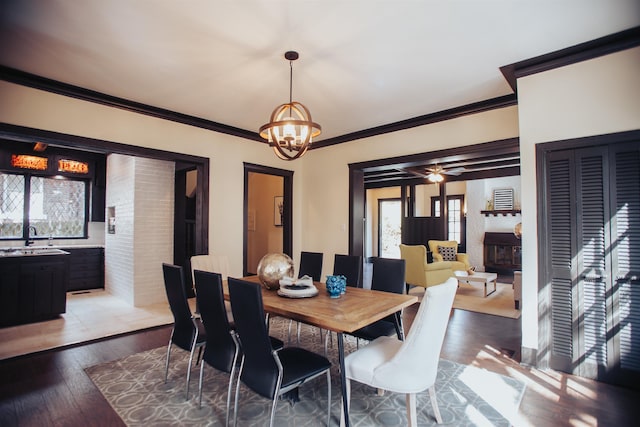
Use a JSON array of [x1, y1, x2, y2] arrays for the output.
[[86, 318, 526, 426]]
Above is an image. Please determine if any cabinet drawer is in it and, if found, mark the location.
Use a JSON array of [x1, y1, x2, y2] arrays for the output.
[[64, 247, 104, 291]]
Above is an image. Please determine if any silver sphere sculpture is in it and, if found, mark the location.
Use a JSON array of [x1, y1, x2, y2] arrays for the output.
[[256, 253, 294, 290]]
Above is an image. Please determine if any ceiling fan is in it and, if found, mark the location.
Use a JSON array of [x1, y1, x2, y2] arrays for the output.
[[425, 164, 465, 183]]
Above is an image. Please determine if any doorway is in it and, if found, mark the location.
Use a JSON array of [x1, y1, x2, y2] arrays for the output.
[[243, 163, 293, 276]]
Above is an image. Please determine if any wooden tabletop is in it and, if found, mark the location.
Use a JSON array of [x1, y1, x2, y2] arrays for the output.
[[224, 276, 418, 333]]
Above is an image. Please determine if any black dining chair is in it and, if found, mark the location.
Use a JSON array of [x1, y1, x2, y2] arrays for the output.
[[162, 263, 207, 400], [298, 251, 323, 281], [322, 254, 364, 352], [333, 254, 363, 288], [288, 251, 324, 342], [193, 270, 239, 424], [228, 277, 332, 427], [349, 257, 407, 342]]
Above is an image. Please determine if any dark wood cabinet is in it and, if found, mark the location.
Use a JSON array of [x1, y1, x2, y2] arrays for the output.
[[65, 247, 104, 291], [0, 254, 69, 326]]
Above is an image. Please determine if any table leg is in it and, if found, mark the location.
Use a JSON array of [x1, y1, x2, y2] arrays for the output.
[[484, 279, 497, 297], [338, 332, 350, 427]]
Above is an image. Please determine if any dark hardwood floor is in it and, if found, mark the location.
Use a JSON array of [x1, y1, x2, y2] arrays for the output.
[[1, 307, 639, 426]]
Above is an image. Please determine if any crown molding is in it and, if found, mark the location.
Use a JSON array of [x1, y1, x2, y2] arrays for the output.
[[0, 65, 262, 142], [500, 26, 640, 92]]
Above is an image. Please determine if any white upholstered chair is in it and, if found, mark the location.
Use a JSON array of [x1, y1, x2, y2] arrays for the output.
[[190, 254, 230, 282], [340, 277, 457, 426], [191, 254, 232, 319]]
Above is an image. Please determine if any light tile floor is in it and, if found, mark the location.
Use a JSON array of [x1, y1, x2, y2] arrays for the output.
[[0, 289, 188, 360]]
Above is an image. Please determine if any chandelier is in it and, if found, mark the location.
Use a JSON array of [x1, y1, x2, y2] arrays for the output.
[[259, 51, 321, 161]]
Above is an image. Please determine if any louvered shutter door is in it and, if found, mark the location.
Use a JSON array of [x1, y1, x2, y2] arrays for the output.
[[609, 142, 640, 386], [575, 148, 610, 377], [546, 151, 577, 372], [545, 139, 640, 387]]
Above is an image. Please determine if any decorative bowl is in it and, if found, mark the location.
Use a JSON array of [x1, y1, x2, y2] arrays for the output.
[[257, 253, 294, 290]]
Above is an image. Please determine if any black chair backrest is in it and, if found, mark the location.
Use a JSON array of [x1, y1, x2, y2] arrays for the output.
[[228, 277, 280, 399], [370, 257, 406, 326], [162, 263, 195, 351], [370, 257, 406, 294], [333, 254, 363, 288], [298, 251, 323, 281], [194, 270, 236, 373]]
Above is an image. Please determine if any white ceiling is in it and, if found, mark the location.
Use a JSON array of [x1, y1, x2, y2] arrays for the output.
[[1, 0, 638, 142]]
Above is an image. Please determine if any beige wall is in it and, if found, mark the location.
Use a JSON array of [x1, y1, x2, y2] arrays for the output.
[[247, 172, 284, 273], [517, 46, 640, 350]]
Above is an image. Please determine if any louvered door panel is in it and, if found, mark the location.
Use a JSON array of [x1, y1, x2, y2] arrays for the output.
[[576, 153, 609, 372], [547, 153, 577, 370], [610, 143, 640, 383]]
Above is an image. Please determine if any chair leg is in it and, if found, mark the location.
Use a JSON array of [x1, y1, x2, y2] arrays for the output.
[[324, 330, 330, 356], [198, 359, 205, 408], [406, 393, 417, 426], [287, 319, 293, 343], [325, 370, 332, 427], [186, 339, 199, 400], [226, 359, 237, 427], [233, 357, 245, 427], [428, 385, 443, 424], [164, 339, 173, 383], [269, 393, 278, 427]]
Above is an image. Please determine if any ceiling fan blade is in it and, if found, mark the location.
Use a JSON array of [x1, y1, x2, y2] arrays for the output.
[[443, 167, 466, 176], [400, 168, 428, 178]]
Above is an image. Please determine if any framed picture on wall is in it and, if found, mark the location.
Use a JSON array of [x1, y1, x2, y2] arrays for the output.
[[274, 196, 283, 226]]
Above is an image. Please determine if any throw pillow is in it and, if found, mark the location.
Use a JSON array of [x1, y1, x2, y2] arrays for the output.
[[438, 245, 457, 261]]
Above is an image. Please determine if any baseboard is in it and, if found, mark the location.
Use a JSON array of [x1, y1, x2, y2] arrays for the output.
[[520, 346, 537, 367]]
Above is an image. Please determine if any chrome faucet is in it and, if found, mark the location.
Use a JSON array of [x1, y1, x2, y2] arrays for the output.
[[25, 225, 38, 246]]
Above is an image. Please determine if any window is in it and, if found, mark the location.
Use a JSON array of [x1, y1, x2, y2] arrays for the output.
[[431, 196, 441, 217], [378, 198, 402, 258], [448, 195, 464, 243], [430, 194, 465, 246], [0, 172, 88, 240]]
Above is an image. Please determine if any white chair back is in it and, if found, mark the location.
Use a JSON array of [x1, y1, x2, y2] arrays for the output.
[[372, 277, 457, 392], [191, 254, 230, 283]]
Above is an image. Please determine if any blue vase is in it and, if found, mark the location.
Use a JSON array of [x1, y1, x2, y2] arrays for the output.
[[326, 275, 346, 298]]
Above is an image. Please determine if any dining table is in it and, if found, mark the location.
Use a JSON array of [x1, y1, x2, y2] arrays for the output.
[[223, 275, 418, 427]]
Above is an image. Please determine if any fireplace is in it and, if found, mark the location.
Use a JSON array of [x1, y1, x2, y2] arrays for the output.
[[483, 232, 521, 275]]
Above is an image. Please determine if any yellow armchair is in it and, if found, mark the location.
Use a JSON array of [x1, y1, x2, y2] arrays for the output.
[[427, 240, 470, 272], [399, 244, 454, 289]]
